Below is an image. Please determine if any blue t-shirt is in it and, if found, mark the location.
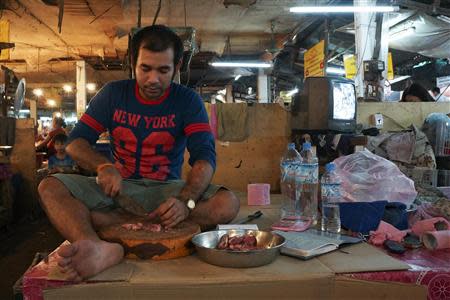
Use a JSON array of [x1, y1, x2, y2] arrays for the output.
[[48, 154, 75, 169], [69, 80, 215, 181]]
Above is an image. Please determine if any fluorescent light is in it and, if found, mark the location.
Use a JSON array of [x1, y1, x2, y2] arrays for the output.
[[19, 109, 30, 113], [234, 75, 242, 81], [63, 85, 72, 92], [389, 27, 415, 41], [290, 6, 399, 13], [211, 62, 272, 68], [388, 75, 411, 84], [33, 88, 43, 97], [86, 83, 96, 92], [437, 15, 450, 24], [326, 67, 346, 75], [286, 88, 299, 97], [47, 99, 56, 107]]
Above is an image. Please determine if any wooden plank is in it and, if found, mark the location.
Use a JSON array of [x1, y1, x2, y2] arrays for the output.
[[9, 119, 38, 217], [357, 102, 450, 132], [183, 104, 290, 192]]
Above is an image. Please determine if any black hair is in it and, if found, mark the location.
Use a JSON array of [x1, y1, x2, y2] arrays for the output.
[[432, 87, 440, 94], [53, 117, 64, 127], [53, 133, 68, 144], [401, 83, 434, 102], [131, 25, 183, 68]]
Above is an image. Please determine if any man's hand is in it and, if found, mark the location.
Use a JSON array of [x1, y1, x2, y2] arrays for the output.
[[148, 197, 189, 228], [96, 165, 122, 197]]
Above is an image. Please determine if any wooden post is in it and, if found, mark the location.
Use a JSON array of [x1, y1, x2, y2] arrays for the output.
[[76, 60, 86, 120]]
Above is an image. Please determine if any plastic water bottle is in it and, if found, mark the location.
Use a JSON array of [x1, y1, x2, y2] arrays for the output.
[[296, 142, 319, 224], [280, 143, 301, 218], [321, 162, 341, 233]]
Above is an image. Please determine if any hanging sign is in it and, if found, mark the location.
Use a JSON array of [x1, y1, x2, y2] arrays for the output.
[[304, 40, 325, 78]]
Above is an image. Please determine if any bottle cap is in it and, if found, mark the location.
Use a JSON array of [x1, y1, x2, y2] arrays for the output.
[[326, 163, 336, 172], [302, 142, 311, 151], [288, 143, 296, 149]]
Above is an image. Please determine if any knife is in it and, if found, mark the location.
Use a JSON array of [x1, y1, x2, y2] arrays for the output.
[[114, 194, 148, 217], [95, 177, 148, 217], [234, 211, 263, 224]]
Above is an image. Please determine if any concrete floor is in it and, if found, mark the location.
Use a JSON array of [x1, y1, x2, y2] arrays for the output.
[[0, 216, 63, 299]]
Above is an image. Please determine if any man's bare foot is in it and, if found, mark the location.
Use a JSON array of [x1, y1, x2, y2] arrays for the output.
[[57, 239, 124, 281]]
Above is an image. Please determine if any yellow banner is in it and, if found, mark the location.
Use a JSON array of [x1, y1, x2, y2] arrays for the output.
[[0, 20, 10, 60], [387, 52, 394, 80], [304, 40, 325, 78], [343, 54, 356, 79]]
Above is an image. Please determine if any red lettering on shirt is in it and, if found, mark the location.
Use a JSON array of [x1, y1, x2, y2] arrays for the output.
[[140, 132, 175, 180], [160, 116, 168, 129], [153, 117, 161, 128], [168, 114, 176, 127], [127, 113, 141, 127], [113, 109, 123, 123], [111, 126, 137, 178]]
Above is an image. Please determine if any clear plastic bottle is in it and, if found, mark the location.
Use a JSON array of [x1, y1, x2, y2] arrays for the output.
[[280, 143, 301, 218], [296, 142, 319, 224], [321, 162, 341, 233]]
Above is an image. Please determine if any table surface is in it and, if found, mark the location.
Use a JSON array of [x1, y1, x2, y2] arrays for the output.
[[23, 193, 449, 300]]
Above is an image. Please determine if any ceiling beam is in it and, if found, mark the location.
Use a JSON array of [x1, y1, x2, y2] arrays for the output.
[[394, 0, 450, 16], [14, 0, 69, 47]]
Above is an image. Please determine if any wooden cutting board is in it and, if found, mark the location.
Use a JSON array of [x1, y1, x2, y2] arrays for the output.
[[98, 220, 200, 260]]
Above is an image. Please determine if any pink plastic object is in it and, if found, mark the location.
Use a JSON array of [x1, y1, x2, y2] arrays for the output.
[[423, 230, 450, 250], [411, 217, 450, 237], [247, 183, 270, 206], [369, 221, 409, 246], [271, 217, 312, 232]]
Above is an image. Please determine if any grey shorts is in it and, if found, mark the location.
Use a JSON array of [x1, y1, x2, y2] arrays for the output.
[[51, 174, 225, 212]]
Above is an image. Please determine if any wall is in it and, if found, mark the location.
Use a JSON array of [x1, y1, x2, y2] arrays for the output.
[[357, 102, 450, 131], [183, 104, 290, 192]]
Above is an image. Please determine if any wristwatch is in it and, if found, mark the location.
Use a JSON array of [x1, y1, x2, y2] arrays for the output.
[[186, 198, 196, 210]]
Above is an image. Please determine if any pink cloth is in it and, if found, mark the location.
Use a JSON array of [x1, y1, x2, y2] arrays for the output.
[[247, 183, 270, 206], [369, 221, 409, 246], [345, 247, 450, 300], [423, 230, 450, 250], [411, 217, 450, 237], [209, 103, 218, 139]]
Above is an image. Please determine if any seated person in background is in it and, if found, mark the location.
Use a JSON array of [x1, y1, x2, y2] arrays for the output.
[[431, 87, 450, 102], [48, 134, 78, 174], [36, 117, 66, 155], [401, 83, 435, 102]]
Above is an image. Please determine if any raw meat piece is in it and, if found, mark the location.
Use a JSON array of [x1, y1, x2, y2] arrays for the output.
[[216, 233, 258, 251], [121, 223, 162, 232], [217, 234, 229, 249]]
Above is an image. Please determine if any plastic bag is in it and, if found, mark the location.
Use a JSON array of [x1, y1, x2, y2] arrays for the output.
[[334, 150, 417, 205]]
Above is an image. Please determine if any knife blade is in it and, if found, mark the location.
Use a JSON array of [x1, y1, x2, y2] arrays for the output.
[[114, 194, 148, 217], [95, 176, 148, 217]]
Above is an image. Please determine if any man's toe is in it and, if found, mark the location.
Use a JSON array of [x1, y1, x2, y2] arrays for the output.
[[57, 243, 78, 258]]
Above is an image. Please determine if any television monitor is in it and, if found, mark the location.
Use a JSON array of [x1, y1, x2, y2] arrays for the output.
[[291, 77, 357, 132]]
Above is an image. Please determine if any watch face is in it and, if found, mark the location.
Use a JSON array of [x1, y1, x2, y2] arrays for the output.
[[187, 199, 195, 209]]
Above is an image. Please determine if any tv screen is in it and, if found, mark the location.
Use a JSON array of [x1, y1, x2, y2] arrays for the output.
[[332, 82, 356, 120]]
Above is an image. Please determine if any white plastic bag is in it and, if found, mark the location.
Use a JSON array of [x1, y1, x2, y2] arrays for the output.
[[334, 150, 417, 205]]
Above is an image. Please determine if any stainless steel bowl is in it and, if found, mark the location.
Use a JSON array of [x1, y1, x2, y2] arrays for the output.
[[191, 230, 285, 268]]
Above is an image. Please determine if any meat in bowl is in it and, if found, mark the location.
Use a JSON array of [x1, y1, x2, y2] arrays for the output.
[[216, 233, 259, 251]]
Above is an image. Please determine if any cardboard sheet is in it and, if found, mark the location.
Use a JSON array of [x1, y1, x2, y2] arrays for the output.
[[318, 242, 410, 273], [39, 194, 416, 299]]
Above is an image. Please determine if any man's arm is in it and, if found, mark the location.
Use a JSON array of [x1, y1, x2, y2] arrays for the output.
[[148, 160, 214, 228], [66, 138, 110, 171], [66, 138, 122, 197], [177, 160, 213, 202]]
